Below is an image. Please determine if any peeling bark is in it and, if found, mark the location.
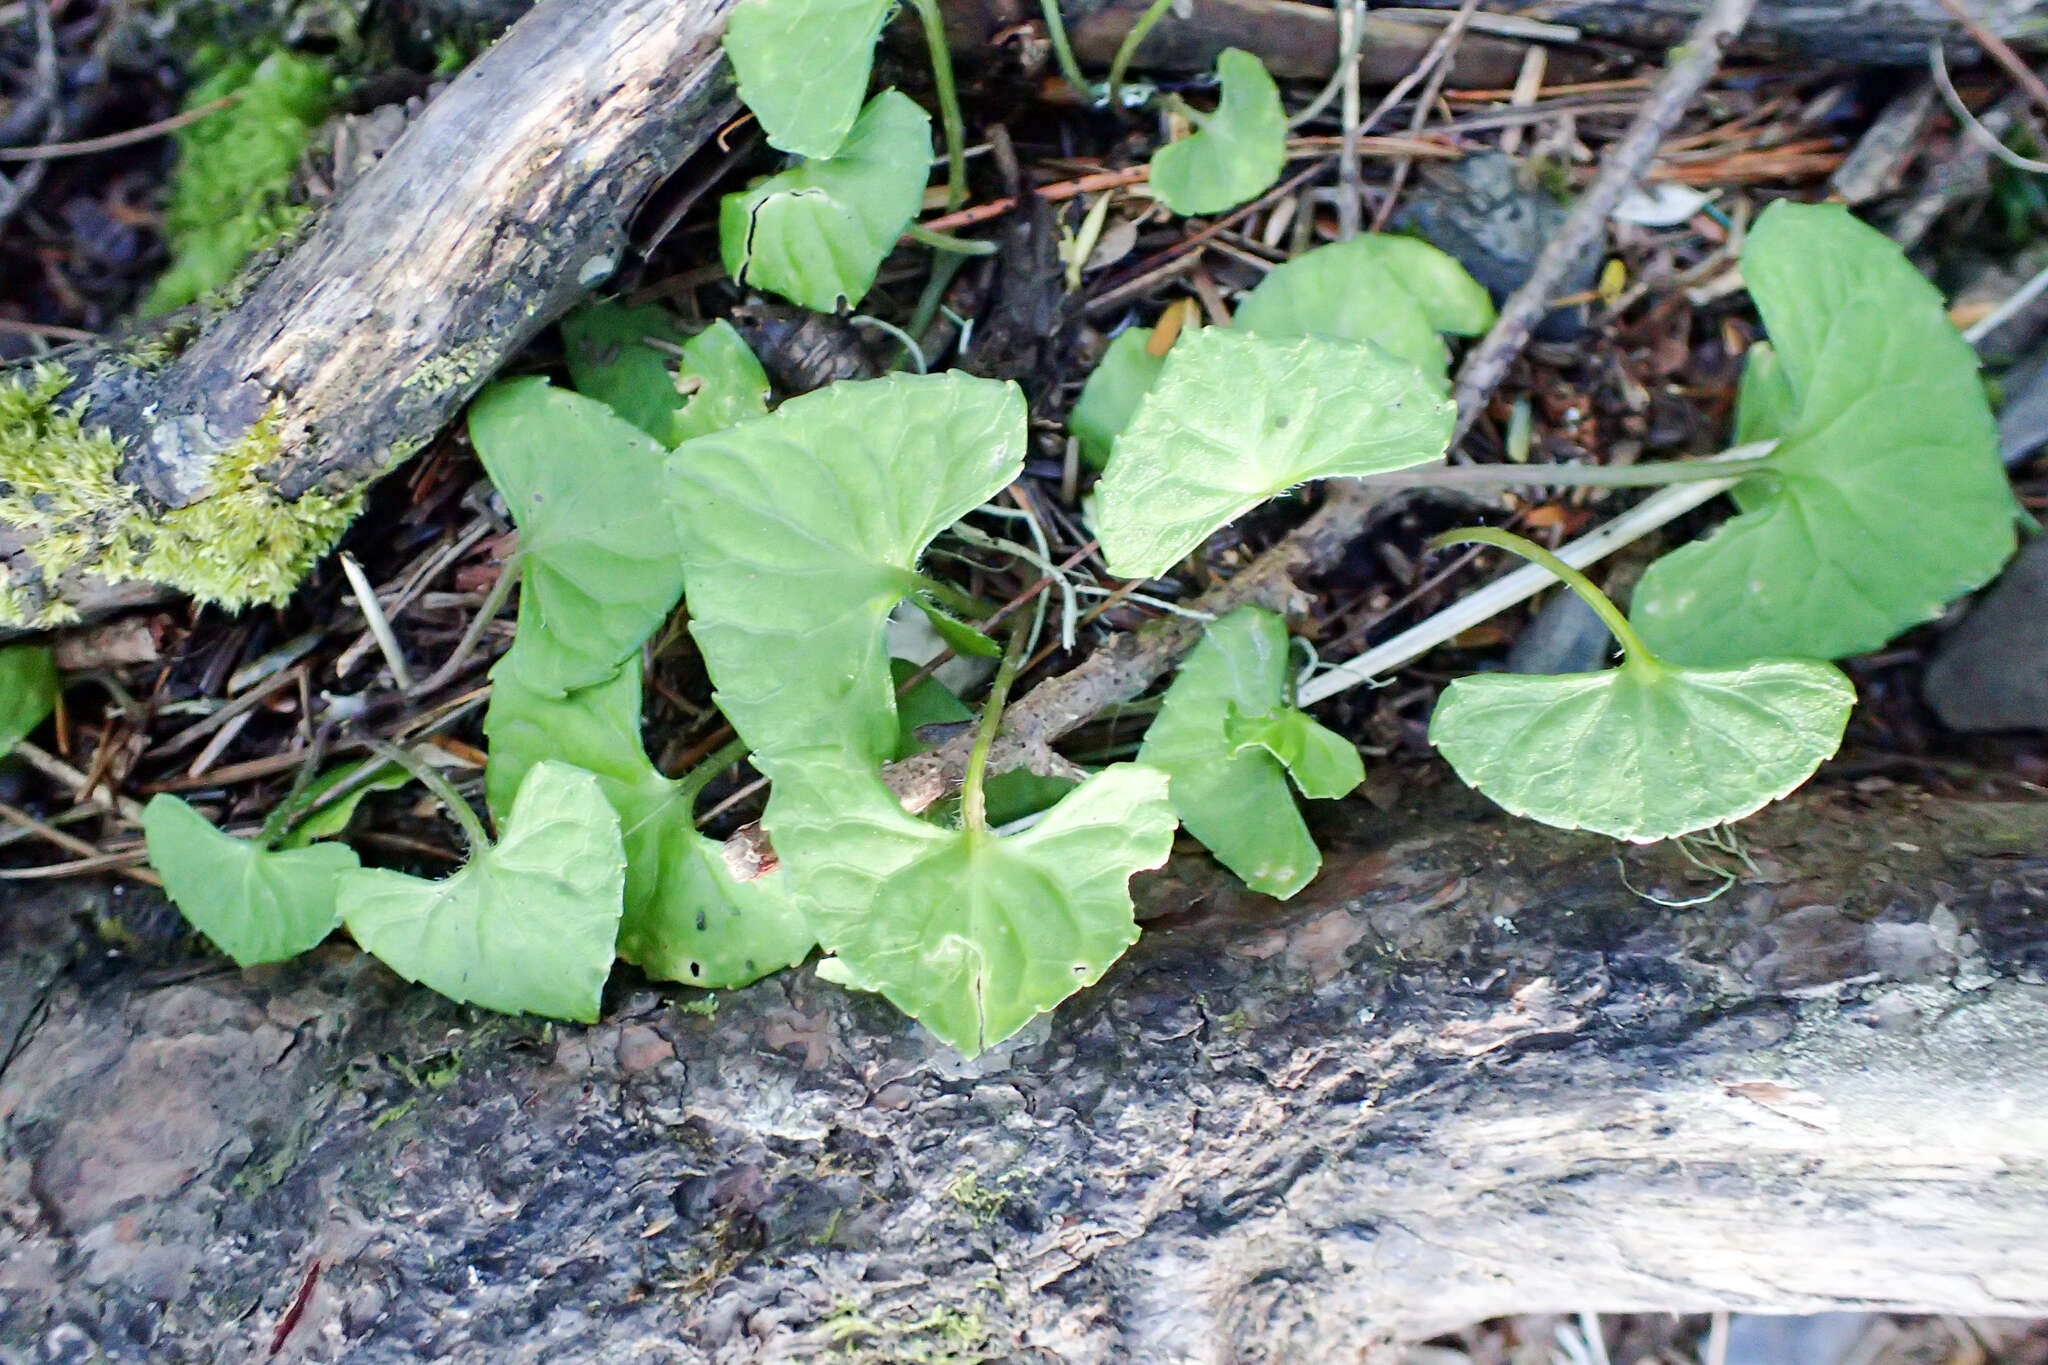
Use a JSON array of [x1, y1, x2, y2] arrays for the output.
[[2, 787, 2043, 1362]]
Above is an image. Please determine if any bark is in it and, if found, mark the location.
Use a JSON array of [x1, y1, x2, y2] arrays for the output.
[[1386, 0, 2048, 63], [2, 786, 2044, 1363]]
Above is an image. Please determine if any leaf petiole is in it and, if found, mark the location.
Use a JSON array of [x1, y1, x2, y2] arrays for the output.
[[1106, 0, 1176, 109], [961, 614, 1033, 836], [907, 570, 994, 621], [673, 735, 752, 815], [1038, 0, 1093, 99], [1427, 526, 1657, 668], [366, 739, 493, 857], [905, 0, 968, 210]]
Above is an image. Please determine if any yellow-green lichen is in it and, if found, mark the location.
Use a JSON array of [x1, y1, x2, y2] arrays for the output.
[[0, 365, 360, 626], [819, 1298, 996, 1365]]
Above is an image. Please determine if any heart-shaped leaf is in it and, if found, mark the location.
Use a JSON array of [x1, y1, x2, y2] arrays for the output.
[[1150, 48, 1285, 216], [1094, 328, 1453, 579], [722, 0, 893, 159], [1426, 528, 1855, 843], [1630, 201, 2018, 665], [669, 370, 1026, 769], [144, 794, 359, 966], [721, 90, 931, 313], [339, 761, 626, 1021], [0, 644, 57, 751], [1233, 234, 1496, 375], [1070, 326, 1168, 471], [1139, 607, 1360, 898], [469, 378, 685, 696], [764, 755, 1176, 1055], [484, 664, 813, 989]]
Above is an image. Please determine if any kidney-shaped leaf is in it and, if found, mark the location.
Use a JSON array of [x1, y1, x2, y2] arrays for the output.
[[1150, 48, 1285, 216], [1429, 655, 1854, 843], [1139, 607, 1359, 898], [1631, 200, 2018, 666], [1095, 328, 1453, 579], [723, 0, 892, 159], [669, 370, 1026, 769], [339, 761, 625, 1021], [764, 755, 1176, 1055], [0, 644, 57, 751], [469, 378, 684, 696], [721, 90, 930, 314], [1233, 234, 1496, 376], [484, 663, 813, 989], [144, 793, 358, 966]]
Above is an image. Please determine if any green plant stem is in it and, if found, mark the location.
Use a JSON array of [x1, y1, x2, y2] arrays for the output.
[[905, 223, 998, 255], [962, 615, 1033, 836], [1427, 527, 1656, 666], [1158, 92, 1211, 129], [1362, 444, 1778, 492], [675, 736, 752, 814], [1038, 0, 1093, 98], [366, 739, 493, 858], [1106, 0, 1176, 109], [911, 571, 994, 620], [906, 0, 969, 209]]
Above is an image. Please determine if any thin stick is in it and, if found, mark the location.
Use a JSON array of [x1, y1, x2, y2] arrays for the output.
[[1335, 0, 1365, 238], [0, 800, 161, 887], [1294, 476, 1737, 706], [1371, 0, 1484, 234], [1932, 0, 2048, 124], [340, 552, 416, 691], [406, 557, 519, 697], [13, 740, 145, 824], [0, 97, 238, 162], [1449, 0, 1760, 443], [1359, 444, 1776, 491]]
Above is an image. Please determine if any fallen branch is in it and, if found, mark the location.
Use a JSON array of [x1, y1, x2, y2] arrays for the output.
[[0, 0, 741, 631]]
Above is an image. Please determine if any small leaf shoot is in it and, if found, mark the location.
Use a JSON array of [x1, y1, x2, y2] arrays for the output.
[[1139, 607, 1360, 898]]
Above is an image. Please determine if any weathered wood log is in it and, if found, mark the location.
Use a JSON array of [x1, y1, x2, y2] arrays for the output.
[[0, 0, 740, 632], [1388, 0, 2047, 63], [2, 786, 2043, 1361]]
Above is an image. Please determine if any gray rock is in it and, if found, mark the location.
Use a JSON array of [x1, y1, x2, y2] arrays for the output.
[[1723, 1313, 1874, 1365], [1506, 591, 1616, 676], [1396, 152, 1603, 342], [1923, 536, 2048, 733]]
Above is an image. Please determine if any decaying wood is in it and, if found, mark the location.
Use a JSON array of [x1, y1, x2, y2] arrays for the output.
[[2, 788, 2043, 1361], [1393, 0, 2048, 63], [2, 0, 741, 628]]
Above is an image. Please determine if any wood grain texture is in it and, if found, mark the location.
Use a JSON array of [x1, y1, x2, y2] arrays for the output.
[[2, 787, 2042, 1361]]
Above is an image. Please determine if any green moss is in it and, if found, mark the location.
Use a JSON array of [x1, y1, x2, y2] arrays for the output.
[[0, 365, 360, 626], [945, 1167, 1029, 1228], [820, 1298, 996, 1365], [140, 50, 335, 317]]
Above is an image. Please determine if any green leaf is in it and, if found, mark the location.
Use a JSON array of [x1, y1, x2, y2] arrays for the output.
[[0, 644, 57, 751], [764, 755, 1176, 1055], [1225, 704, 1363, 800], [144, 794, 358, 967], [720, 90, 931, 313], [275, 759, 409, 849], [1233, 234, 1496, 375], [1094, 328, 1453, 580], [1070, 327, 1168, 471], [1428, 655, 1854, 844], [1150, 49, 1285, 216], [339, 761, 626, 1022], [483, 664, 813, 989], [913, 598, 1003, 659], [723, 0, 893, 159], [669, 370, 1026, 769], [1138, 607, 1357, 898], [669, 321, 773, 444], [1631, 201, 2018, 665], [561, 301, 689, 441], [468, 377, 685, 696]]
